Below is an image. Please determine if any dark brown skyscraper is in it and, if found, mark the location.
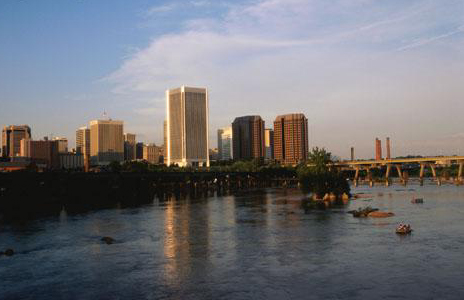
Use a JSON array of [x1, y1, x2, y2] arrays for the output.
[[273, 113, 308, 165], [232, 116, 265, 160], [375, 138, 382, 160], [2, 125, 31, 158]]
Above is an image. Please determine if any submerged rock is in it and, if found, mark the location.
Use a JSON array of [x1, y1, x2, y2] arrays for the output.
[[4, 249, 14, 256], [101, 237, 115, 245]]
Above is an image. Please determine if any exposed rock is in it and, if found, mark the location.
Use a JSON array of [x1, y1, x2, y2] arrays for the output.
[[101, 237, 115, 245], [348, 206, 379, 217], [4, 249, 14, 256], [368, 211, 395, 218], [411, 198, 424, 204]]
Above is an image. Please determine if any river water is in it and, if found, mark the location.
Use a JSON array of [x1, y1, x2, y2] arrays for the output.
[[1, 182, 464, 299]]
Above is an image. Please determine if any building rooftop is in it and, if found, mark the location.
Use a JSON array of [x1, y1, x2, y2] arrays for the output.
[[274, 113, 307, 121]]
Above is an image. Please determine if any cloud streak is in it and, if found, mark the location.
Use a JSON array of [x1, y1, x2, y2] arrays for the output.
[[107, 0, 464, 158], [397, 25, 464, 51]]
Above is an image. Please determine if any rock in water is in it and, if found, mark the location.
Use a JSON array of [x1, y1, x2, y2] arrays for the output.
[[368, 211, 395, 218], [4, 249, 14, 256], [101, 237, 115, 245]]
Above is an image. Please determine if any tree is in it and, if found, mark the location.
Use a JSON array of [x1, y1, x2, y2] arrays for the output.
[[307, 147, 332, 173], [108, 161, 122, 173], [297, 148, 350, 199]]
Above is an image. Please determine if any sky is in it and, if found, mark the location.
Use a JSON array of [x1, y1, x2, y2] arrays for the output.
[[1, 0, 463, 159]]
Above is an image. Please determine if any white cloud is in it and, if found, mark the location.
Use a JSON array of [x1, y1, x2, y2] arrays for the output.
[[107, 0, 464, 158], [146, 3, 177, 15]]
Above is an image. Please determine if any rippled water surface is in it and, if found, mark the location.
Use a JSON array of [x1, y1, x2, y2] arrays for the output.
[[1, 183, 464, 299]]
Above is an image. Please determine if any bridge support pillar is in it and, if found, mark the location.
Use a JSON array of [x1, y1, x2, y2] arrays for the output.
[[430, 164, 441, 186], [458, 162, 463, 185], [367, 168, 373, 187], [385, 164, 391, 187], [354, 166, 359, 187], [395, 165, 404, 185], [419, 163, 425, 186]]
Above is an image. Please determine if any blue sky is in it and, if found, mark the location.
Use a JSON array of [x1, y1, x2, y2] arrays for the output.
[[1, 0, 463, 158]]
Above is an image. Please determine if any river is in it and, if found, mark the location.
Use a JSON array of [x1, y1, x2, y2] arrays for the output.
[[1, 181, 464, 299]]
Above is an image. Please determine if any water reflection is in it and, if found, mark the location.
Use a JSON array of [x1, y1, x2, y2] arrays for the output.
[[2, 185, 464, 299], [161, 195, 211, 289]]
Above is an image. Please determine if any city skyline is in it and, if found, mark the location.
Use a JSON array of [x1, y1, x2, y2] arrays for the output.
[[1, 0, 463, 159]]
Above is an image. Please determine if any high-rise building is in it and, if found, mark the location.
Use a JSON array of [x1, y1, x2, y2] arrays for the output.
[[20, 138, 59, 168], [264, 128, 274, 160], [350, 147, 355, 161], [2, 125, 31, 157], [166, 86, 209, 167], [124, 133, 136, 161], [375, 138, 382, 160], [163, 120, 167, 160], [232, 116, 265, 160], [217, 126, 233, 161], [76, 127, 90, 157], [53, 137, 68, 153], [136, 142, 144, 160], [143, 143, 162, 164], [209, 148, 219, 162], [89, 119, 124, 164], [386, 137, 391, 160], [273, 113, 308, 165]]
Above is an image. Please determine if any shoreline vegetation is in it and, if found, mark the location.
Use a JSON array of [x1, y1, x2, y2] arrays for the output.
[[0, 148, 354, 219]]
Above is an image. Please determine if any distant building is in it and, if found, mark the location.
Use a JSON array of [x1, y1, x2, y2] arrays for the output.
[[76, 127, 90, 156], [2, 125, 31, 158], [59, 153, 84, 169], [217, 127, 233, 161], [89, 120, 124, 165], [124, 133, 136, 161], [209, 148, 219, 162], [166, 86, 209, 167], [136, 142, 144, 160], [273, 113, 308, 165], [143, 144, 162, 164], [232, 116, 265, 160], [264, 128, 274, 160], [53, 137, 68, 153], [350, 147, 355, 161], [20, 138, 60, 168], [375, 138, 382, 160], [386, 137, 391, 160]]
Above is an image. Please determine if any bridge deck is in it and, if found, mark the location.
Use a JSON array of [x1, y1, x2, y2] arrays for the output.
[[336, 156, 464, 167]]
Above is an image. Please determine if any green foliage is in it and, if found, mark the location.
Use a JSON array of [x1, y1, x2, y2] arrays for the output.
[[297, 147, 350, 198], [108, 161, 122, 173], [307, 147, 332, 173]]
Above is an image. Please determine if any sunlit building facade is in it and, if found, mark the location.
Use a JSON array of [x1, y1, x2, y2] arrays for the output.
[[2, 125, 32, 158], [89, 119, 124, 165], [217, 126, 233, 161], [273, 113, 308, 165], [166, 86, 209, 167]]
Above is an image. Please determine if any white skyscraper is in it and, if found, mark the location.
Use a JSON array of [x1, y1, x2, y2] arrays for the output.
[[166, 86, 209, 167]]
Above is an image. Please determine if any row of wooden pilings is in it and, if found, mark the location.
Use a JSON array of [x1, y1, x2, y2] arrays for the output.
[[352, 162, 464, 187]]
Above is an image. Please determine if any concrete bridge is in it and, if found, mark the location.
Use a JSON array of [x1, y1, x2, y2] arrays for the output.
[[334, 156, 464, 187]]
